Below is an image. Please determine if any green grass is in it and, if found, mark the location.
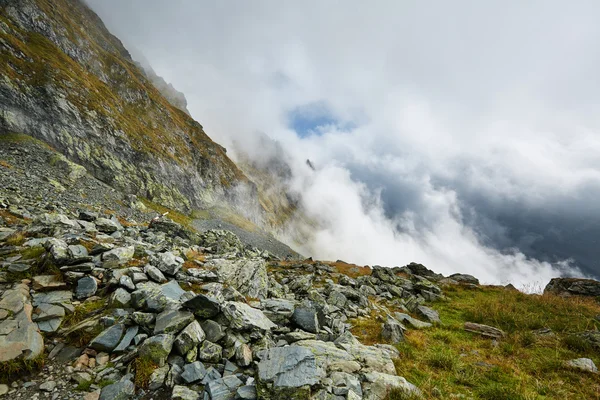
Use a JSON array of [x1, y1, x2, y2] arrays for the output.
[[0, 353, 46, 383], [387, 285, 600, 399]]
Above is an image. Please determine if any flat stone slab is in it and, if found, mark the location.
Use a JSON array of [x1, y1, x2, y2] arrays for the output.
[[464, 322, 505, 339]]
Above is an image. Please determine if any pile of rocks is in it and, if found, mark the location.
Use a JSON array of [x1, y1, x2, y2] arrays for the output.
[[0, 193, 469, 399]]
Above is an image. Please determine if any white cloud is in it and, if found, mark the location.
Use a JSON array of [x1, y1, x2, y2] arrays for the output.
[[87, 0, 600, 286]]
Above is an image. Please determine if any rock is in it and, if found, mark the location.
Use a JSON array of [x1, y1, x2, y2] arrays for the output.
[[565, 358, 598, 373], [199, 230, 244, 254], [99, 376, 135, 400], [39, 380, 56, 392], [113, 325, 139, 353], [416, 305, 441, 325], [183, 293, 221, 318], [109, 288, 132, 308], [394, 313, 432, 329], [237, 385, 257, 399], [78, 211, 98, 222], [131, 272, 148, 284], [381, 317, 405, 343], [257, 346, 323, 398], [145, 264, 167, 283], [175, 321, 205, 355], [90, 324, 125, 352], [296, 339, 359, 374], [156, 252, 184, 276], [205, 375, 244, 400], [0, 384, 8, 396], [181, 361, 208, 383], [0, 283, 44, 362], [154, 309, 195, 335], [569, 331, 600, 351], [207, 258, 269, 299], [236, 343, 253, 367], [448, 273, 480, 285], [201, 320, 226, 343], [95, 218, 122, 234], [119, 275, 136, 291], [198, 340, 223, 363], [362, 371, 421, 400], [172, 385, 200, 400], [330, 371, 362, 397], [46, 238, 70, 265], [261, 298, 296, 324], [291, 305, 320, 333], [32, 275, 68, 291], [464, 322, 505, 339], [32, 303, 65, 322], [222, 302, 276, 331], [148, 365, 170, 390], [139, 334, 175, 366], [68, 244, 91, 264], [544, 278, 600, 297], [103, 246, 135, 265], [76, 276, 98, 299]]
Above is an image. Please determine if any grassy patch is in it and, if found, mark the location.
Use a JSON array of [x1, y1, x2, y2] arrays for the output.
[[391, 285, 600, 399], [350, 311, 384, 345], [0, 209, 30, 225], [133, 356, 158, 388], [0, 353, 46, 383]]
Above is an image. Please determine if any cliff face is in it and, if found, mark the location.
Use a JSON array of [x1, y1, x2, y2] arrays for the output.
[[0, 0, 255, 212]]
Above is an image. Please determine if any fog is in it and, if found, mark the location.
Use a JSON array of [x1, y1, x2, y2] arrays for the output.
[[87, 0, 600, 286]]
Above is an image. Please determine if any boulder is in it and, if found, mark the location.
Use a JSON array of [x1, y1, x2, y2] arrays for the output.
[[90, 324, 125, 352], [139, 334, 175, 366], [206, 258, 269, 299], [291, 305, 320, 334], [154, 310, 195, 335], [0, 283, 44, 362], [565, 358, 598, 373], [448, 273, 480, 285], [416, 305, 441, 325], [257, 346, 323, 399], [362, 371, 421, 400], [99, 376, 135, 400], [172, 385, 200, 400], [222, 302, 276, 331], [381, 317, 405, 343], [102, 246, 135, 265], [464, 322, 505, 339], [156, 252, 184, 276], [544, 278, 600, 297], [75, 276, 98, 299], [198, 341, 223, 363], [145, 264, 167, 283], [174, 321, 205, 355], [183, 293, 221, 318], [95, 218, 122, 234]]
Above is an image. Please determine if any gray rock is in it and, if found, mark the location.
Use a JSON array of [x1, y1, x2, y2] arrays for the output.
[[139, 334, 175, 366], [362, 371, 421, 400], [181, 361, 208, 383], [131, 312, 155, 327], [95, 218, 122, 234], [183, 293, 221, 318], [222, 302, 276, 332], [119, 275, 136, 291], [544, 278, 600, 297], [394, 312, 432, 329], [206, 258, 269, 299], [145, 264, 167, 283], [39, 380, 56, 392], [103, 246, 135, 265], [67, 245, 91, 264], [156, 252, 184, 276], [166, 364, 184, 388], [172, 385, 200, 400], [0, 284, 44, 362], [75, 276, 98, 299], [113, 326, 139, 353], [110, 288, 132, 308], [291, 305, 320, 333], [416, 305, 441, 325], [90, 324, 125, 352], [46, 238, 69, 265], [381, 317, 405, 343], [99, 376, 135, 400], [261, 298, 296, 324], [201, 320, 226, 343], [448, 273, 480, 285], [464, 322, 505, 339], [205, 375, 244, 400], [148, 365, 170, 390], [201, 366, 222, 384], [565, 358, 598, 373], [257, 346, 323, 398], [154, 309, 195, 335], [236, 385, 257, 400], [175, 320, 205, 355], [131, 272, 148, 284], [198, 341, 222, 363]]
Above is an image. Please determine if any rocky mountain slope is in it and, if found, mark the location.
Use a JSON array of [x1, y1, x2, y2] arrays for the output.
[[0, 0, 255, 214]]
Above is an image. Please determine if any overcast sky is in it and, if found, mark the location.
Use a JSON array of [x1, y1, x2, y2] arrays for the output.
[[88, 0, 600, 287]]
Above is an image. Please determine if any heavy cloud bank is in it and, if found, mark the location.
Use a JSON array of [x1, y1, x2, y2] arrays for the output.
[[87, 0, 600, 286]]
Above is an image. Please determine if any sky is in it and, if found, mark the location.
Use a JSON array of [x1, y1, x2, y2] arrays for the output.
[[87, 0, 600, 287]]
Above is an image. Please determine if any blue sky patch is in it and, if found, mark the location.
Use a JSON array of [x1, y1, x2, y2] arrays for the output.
[[288, 101, 355, 138]]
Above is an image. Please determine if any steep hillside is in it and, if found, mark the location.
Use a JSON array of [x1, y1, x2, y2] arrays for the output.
[[0, 0, 254, 213]]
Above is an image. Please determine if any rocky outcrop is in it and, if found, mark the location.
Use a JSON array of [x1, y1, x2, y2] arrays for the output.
[[0, 0, 257, 214], [544, 278, 600, 297]]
